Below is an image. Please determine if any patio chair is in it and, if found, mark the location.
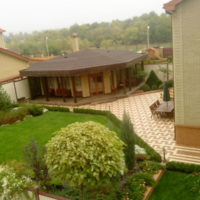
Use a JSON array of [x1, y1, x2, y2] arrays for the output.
[[150, 103, 161, 118], [156, 100, 160, 106], [150, 104, 157, 118]]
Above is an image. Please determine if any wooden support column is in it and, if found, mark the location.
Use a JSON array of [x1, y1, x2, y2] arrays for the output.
[[123, 69, 126, 94], [60, 77, 66, 102], [135, 64, 138, 73], [141, 61, 144, 71], [111, 71, 115, 93], [128, 68, 132, 91], [41, 77, 49, 101], [71, 77, 77, 103]]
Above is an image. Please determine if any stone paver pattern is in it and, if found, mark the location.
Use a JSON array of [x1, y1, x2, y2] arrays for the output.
[[77, 92, 200, 164]]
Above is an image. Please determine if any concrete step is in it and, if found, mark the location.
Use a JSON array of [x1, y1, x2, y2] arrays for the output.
[[169, 156, 200, 165], [169, 146, 200, 165]]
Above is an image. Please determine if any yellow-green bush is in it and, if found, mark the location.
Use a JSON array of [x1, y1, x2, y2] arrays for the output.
[[45, 121, 125, 187]]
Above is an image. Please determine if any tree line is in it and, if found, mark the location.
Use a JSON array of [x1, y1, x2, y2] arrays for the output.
[[6, 12, 172, 57]]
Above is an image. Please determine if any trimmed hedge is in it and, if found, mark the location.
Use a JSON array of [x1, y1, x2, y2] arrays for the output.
[[26, 105, 43, 116], [73, 108, 121, 127], [73, 108, 162, 162], [166, 161, 200, 173], [43, 106, 70, 112]]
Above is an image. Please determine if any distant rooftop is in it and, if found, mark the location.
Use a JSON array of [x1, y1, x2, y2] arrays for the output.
[[0, 28, 5, 33]]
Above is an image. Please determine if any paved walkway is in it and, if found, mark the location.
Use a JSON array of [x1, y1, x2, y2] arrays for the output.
[[77, 92, 200, 164]]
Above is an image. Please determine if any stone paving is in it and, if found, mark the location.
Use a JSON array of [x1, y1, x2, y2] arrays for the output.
[[77, 91, 200, 164]]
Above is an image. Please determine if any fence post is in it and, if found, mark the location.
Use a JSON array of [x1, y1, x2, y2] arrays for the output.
[[34, 186, 40, 200]]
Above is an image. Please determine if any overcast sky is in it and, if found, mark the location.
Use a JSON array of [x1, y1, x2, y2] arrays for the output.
[[1, 0, 168, 34]]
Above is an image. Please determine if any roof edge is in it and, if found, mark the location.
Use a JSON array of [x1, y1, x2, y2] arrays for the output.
[[0, 48, 42, 62], [164, 0, 185, 13], [0, 75, 21, 84]]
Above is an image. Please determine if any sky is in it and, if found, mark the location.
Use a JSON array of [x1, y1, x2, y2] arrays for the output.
[[1, 0, 168, 34]]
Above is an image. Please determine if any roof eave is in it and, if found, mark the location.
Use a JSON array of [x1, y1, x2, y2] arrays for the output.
[[20, 54, 147, 77]]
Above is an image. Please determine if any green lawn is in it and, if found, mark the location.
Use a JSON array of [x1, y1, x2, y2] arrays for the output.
[[150, 171, 199, 200], [0, 112, 119, 163]]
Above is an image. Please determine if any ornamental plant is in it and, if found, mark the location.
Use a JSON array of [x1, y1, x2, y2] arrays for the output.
[[120, 112, 136, 170], [0, 165, 34, 200], [45, 121, 125, 187], [0, 85, 11, 111]]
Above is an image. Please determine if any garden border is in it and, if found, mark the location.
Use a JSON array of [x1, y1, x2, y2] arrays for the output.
[[142, 170, 165, 200]]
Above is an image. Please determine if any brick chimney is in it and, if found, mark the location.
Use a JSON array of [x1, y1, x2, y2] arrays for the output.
[[0, 28, 6, 48], [71, 33, 79, 52]]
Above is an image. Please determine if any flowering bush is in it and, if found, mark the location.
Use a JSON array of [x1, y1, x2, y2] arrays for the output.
[[45, 121, 125, 187], [0, 165, 34, 200]]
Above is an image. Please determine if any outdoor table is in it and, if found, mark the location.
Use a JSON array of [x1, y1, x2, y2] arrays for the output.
[[156, 101, 174, 118]]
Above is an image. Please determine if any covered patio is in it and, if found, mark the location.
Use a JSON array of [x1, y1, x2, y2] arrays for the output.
[[20, 49, 147, 103]]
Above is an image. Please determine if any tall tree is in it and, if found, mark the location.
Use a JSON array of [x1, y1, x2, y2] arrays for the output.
[[120, 112, 136, 170]]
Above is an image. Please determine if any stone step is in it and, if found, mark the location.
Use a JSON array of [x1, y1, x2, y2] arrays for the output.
[[169, 154, 200, 165], [169, 157, 200, 165]]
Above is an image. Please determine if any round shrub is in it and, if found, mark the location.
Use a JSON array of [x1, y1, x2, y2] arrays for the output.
[[45, 121, 125, 187], [140, 84, 151, 92], [27, 105, 43, 116]]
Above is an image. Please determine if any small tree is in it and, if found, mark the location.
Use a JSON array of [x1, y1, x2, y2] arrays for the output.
[[120, 112, 136, 170], [24, 140, 50, 188], [0, 85, 11, 111], [146, 70, 162, 89], [45, 121, 125, 189]]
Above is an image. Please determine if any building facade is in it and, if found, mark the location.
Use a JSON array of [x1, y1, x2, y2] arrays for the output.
[[164, 0, 200, 148]]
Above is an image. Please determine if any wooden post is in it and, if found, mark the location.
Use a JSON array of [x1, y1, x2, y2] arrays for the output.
[[60, 77, 66, 102], [141, 61, 144, 71], [111, 71, 115, 93], [122, 70, 126, 94], [135, 64, 138, 73], [44, 77, 49, 101], [128, 68, 132, 91], [33, 186, 40, 200], [71, 77, 77, 103], [41, 77, 49, 101]]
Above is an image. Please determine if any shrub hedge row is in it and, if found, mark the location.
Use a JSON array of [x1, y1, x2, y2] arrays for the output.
[[166, 161, 200, 173], [43, 106, 70, 112], [0, 107, 28, 125], [73, 108, 162, 162]]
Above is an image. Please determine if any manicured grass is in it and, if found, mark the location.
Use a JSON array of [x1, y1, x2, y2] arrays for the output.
[[0, 112, 119, 163], [150, 171, 199, 200]]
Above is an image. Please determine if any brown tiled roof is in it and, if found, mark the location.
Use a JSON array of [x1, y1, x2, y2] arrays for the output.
[[0, 48, 42, 62], [0, 28, 5, 33], [164, 0, 186, 12], [20, 49, 147, 77]]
